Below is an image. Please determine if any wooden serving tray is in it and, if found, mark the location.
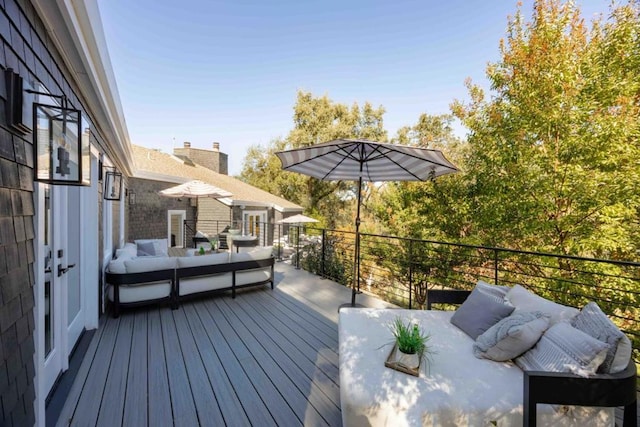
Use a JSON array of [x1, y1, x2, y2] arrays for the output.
[[384, 344, 421, 377]]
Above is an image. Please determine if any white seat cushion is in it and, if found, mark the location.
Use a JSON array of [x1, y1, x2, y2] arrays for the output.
[[125, 256, 176, 273], [339, 308, 614, 426], [107, 282, 171, 303], [179, 273, 233, 296], [177, 252, 229, 268]]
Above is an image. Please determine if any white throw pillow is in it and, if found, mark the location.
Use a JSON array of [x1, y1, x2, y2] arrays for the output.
[[107, 259, 127, 274], [177, 252, 230, 268], [249, 246, 274, 260], [506, 285, 579, 325], [116, 243, 137, 259], [125, 256, 176, 274], [473, 311, 550, 361], [515, 322, 609, 377], [231, 246, 273, 263]]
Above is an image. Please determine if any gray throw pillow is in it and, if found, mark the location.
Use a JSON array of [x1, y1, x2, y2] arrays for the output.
[[136, 241, 156, 257], [475, 280, 510, 304], [450, 287, 515, 339], [515, 322, 609, 377], [473, 311, 550, 361], [570, 302, 631, 374]]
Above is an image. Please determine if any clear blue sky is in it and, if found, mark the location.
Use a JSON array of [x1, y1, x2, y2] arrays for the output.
[[98, 0, 609, 176]]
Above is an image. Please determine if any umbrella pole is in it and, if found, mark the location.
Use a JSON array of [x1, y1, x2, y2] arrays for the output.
[[351, 175, 363, 307]]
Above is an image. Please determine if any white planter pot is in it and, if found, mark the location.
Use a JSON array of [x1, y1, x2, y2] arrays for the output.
[[395, 347, 420, 369]]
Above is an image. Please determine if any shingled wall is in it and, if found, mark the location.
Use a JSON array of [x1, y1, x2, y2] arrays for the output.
[[0, 0, 110, 424]]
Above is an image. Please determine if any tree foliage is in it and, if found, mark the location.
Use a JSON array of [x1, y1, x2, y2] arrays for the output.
[[446, 0, 640, 260], [240, 90, 388, 228]]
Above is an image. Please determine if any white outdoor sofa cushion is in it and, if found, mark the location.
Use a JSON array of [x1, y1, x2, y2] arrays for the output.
[[339, 308, 614, 427], [106, 256, 176, 304], [176, 252, 233, 296]]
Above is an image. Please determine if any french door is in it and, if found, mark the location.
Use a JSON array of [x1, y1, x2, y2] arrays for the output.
[[243, 210, 267, 239], [168, 210, 186, 247], [37, 183, 82, 396]]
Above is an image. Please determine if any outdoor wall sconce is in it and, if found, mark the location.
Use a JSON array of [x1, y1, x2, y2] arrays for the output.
[[29, 84, 90, 185], [4, 69, 34, 135], [103, 167, 123, 200], [128, 189, 136, 205]]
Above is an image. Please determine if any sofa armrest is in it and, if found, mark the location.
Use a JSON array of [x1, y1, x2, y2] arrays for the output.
[[426, 289, 471, 310], [523, 359, 637, 427]]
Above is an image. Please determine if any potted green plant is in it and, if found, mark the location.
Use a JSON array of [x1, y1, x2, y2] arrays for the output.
[[390, 317, 432, 370]]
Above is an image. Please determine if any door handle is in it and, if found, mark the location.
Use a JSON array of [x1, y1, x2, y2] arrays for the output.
[[57, 263, 76, 277]]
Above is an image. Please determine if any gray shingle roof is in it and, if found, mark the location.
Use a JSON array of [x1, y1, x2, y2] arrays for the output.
[[131, 145, 302, 212]]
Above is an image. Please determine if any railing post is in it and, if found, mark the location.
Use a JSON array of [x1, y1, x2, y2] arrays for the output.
[[296, 225, 300, 269], [494, 249, 499, 286], [409, 239, 413, 309], [321, 229, 326, 278], [277, 224, 282, 260]]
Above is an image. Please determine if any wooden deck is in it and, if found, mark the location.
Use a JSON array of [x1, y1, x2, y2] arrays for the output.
[[52, 262, 637, 426], [54, 263, 392, 427]]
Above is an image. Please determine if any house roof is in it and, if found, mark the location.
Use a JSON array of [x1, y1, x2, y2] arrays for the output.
[[131, 145, 303, 212]]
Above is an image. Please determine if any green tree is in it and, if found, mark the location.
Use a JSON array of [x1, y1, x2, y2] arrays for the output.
[[372, 113, 471, 242], [240, 90, 388, 228], [449, 0, 640, 260]]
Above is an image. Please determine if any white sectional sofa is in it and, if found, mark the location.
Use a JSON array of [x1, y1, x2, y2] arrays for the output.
[[105, 241, 274, 317], [339, 282, 636, 427]]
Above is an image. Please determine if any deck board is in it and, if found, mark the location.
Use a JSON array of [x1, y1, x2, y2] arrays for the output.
[[182, 304, 252, 426], [97, 314, 133, 427], [236, 293, 341, 408], [146, 309, 173, 427], [246, 292, 340, 373], [172, 308, 226, 426], [159, 309, 200, 426], [51, 263, 640, 426], [122, 311, 148, 427], [69, 315, 121, 426], [205, 298, 301, 426], [55, 317, 107, 426], [55, 264, 387, 427], [192, 301, 277, 425], [215, 297, 332, 426]]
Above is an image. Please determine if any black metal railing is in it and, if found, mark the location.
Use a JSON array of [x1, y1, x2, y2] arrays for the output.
[[181, 220, 312, 257], [297, 226, 639, 377], [172, 221, 639, 373]]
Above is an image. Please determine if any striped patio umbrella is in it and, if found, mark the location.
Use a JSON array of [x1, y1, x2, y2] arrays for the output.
[[159, 180, 232, 226], [276, 139, 458, 306], [158, 180, 232, 199]]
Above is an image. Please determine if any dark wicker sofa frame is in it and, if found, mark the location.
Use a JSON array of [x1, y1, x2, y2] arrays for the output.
[[176, 257, 274, 301], [426, 289, 637, 427], [106, 256, 275, 318]]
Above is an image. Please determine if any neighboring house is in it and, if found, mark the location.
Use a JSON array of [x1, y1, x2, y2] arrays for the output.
[[0, 2, 300, 426], [129, 143, 303, 247]]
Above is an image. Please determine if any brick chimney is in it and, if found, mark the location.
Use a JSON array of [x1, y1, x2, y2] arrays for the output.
[[173, 142, 229, 175]]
